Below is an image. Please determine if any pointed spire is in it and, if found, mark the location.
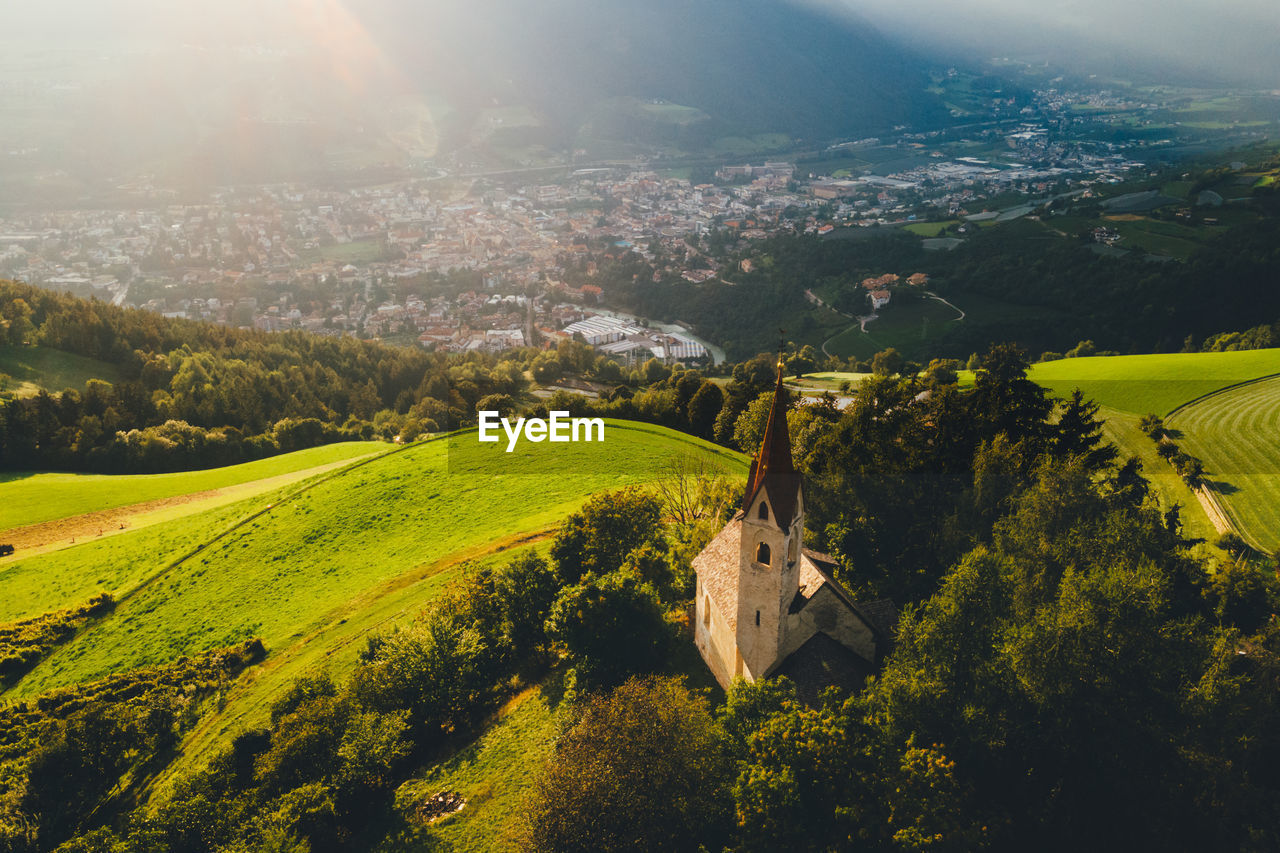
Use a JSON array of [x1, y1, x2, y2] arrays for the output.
[[743, 356, 798, 519]]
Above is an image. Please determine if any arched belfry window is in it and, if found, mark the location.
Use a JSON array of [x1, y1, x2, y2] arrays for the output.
[[755, 542, 771, 566], [758, 502, 769, 521]]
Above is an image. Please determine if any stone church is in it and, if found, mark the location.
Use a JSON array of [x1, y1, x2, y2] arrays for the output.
[[693, 364, 894, 697]]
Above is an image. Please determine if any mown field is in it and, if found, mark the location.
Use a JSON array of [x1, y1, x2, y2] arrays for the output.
[[1030, 350, 1280, 555], [1028, 349, 1280, 416], [0, 344, 122, 395], [1096, 406, 1222, 548], [1169, 376, 1280, 554], [0, 421, 746, 788], [0, 441, 386, 531]]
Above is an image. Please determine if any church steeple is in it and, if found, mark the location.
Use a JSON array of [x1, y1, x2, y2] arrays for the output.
[[742, 355, 801, 527]]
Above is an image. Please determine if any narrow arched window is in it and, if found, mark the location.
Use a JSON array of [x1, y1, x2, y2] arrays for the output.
[[758, 502, 769, 521], [703, 596, 711, 626], [756, 610, 761, 627], [755, 542, 771, 566]]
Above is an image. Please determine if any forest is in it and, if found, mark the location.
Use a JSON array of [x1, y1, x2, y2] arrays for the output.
[[0, 280, 825, 474], [0, 281, 518, 472]]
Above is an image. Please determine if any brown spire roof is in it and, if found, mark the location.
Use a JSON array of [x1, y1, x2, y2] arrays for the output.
[[742, 360, 801, 527]]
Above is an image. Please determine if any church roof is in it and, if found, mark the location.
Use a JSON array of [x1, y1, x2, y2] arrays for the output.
[[743, 362, 801, 528], [693, 520, 743, 631], [772, 632, 877, 705]]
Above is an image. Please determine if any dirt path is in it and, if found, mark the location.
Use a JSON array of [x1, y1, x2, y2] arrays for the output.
[[1193, 485, 1232, 537], [0, 452, 383, 559], [925, 292, 966, 321]]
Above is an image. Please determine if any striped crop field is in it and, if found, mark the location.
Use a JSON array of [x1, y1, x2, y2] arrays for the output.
[[1029, 349, 1280, 416], [1168, 376, 1280, 554]]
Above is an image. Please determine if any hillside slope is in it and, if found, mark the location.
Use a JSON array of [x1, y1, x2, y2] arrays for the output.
[[1027, 350, 1280, 554], [0, 441, 385, 531], [1169, 376, 1280, 554], [0, 421, 745, 779]]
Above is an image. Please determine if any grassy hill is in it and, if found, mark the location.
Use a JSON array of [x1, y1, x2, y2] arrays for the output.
[[1169, 376, 1280, 553], [0, 441, 386, 531], [1028, 350, 1280, 554], [0, 344, 122, 395], [1028, 349, 1280, 416], [0, 421, 746, 789]]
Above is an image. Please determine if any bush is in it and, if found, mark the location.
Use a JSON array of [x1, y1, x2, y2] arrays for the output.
[[522, 676, 733, 853], [546, 571, 674, 690], [351, 594, 499, 743], [550, 488, 664, 585]]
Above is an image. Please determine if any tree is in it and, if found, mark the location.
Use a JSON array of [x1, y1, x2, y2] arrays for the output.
[[923, 358, 960, 387], [545, 570, 673, 690], [865, 458, 1229, 850], [871, 347, 903, 376], [732, 691, 871, 852], [531, 352, 562, 384], [1052, 389, 1117, 471], [642, 357, 670, 384], [686, 380, 723, 439], [522, 677, 733, 853], [1138, 413, 1165, 440], [549, 487, 664, 585], [732, 391, 776, 454], [969, 344, 1053, 450], [492, 553, 560, 659]]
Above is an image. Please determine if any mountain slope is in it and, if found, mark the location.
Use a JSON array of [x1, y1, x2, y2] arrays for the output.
[[355, 0, 950, 146]]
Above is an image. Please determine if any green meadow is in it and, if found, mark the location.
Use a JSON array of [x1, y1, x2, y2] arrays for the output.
[[1029, 349, 1280, 416], [1169, 376, 1280, 554], [0, 422, 746, 779], [0, 441, 386, 530], [1031, 350, 1280, 555], [0, 344, 122, 395], [380, 686, 567, 852], [903, 220, 960, 237]]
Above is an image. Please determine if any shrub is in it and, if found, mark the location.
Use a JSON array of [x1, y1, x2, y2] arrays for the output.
[[545, 571, 673, 690], [522, 677, 733, 853]]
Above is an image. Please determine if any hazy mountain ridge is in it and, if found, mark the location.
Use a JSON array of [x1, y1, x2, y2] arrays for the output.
[[0, 0, 953, 190], [356, 0, 950, 145]]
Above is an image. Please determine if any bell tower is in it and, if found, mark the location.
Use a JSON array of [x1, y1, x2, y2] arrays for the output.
[[733, 357, 804, 680]]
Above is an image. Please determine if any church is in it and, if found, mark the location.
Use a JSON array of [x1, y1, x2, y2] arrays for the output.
[[693, 363, 894, 697]]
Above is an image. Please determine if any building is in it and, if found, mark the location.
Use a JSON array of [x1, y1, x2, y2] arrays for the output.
[[693, 362, 893, 698]]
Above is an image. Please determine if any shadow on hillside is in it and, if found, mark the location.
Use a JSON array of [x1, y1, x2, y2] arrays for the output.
[[1204, 478, 1241, 496]]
